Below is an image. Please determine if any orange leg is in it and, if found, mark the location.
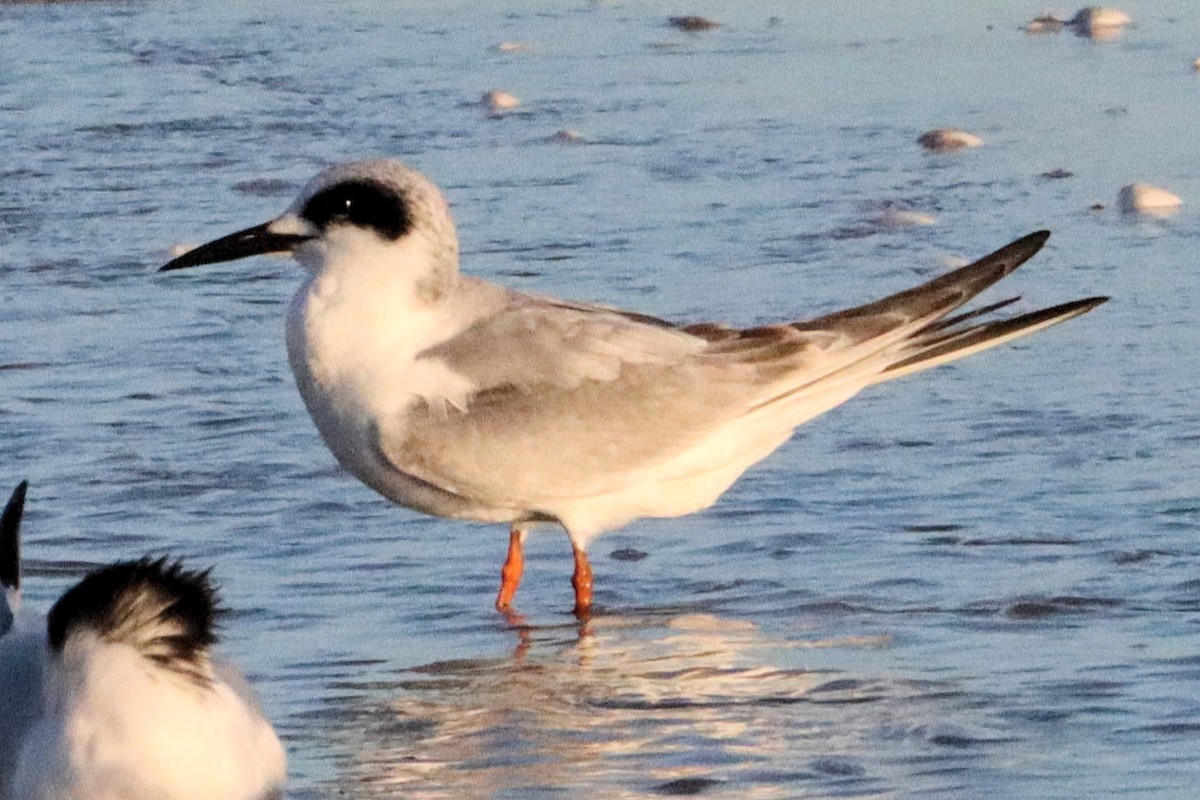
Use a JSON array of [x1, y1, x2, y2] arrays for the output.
[[571, 545, 594, 618], [495, 526, 527, 611]]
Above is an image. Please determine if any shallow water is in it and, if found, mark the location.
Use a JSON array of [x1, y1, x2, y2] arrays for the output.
[[2, 0, 1200, 796]]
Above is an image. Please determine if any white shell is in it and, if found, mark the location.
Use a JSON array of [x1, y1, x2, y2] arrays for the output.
[[1069, 7, 1131, 40], [870, 208, 938, 228], [482, 90, 521, 115], [1025, 15, 1064, 34], [491, 41, 532, 53], [1117, 183, 1182, 215], [549, 129, 585, 144], [917, 128, 984, 151]]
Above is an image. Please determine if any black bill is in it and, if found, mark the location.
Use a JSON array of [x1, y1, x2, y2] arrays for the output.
[[158, 221, 313, 272]]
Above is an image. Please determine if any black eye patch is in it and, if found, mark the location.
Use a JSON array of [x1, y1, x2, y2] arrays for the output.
[[300, 179, 412, 241]]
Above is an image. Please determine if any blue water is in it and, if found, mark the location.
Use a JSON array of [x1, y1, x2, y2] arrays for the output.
[[3, 0, 1200, 796]]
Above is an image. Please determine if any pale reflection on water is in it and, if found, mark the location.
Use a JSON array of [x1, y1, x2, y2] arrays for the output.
[[316, 613, 982, 798]]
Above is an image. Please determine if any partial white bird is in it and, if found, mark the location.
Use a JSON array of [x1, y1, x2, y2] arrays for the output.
[[159, 159, 1107, 616], [0, 480, 25, 637], [0, 481, 39, 794], [0, 482, 286, 800]]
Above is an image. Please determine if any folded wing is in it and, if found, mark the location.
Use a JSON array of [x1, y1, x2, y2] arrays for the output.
[[378, 231, 1105, 515]]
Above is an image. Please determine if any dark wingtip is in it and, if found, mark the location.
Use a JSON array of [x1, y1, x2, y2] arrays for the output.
[[1, 481, 27, 592], [937, 229, 1055, 295], [1078, 295, 1109, 310], [1023, 230, 1051, 257], [982, 228, 1050, 263], [799, 230, 1058, 332], [983, 229, 1051, 278], [1051, 295, 1109, 318]]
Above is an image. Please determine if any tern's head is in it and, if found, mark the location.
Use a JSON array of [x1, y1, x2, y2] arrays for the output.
[[47, 558, 220, 686], [1, 480, 27, 635], [160, 159, 460, 300]]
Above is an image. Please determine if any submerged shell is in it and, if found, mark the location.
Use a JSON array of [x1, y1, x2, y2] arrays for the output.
[[482, 90, 521, 116], [917, 128, 984, 151], [1069, 7, 1131, 40], [1117, 183, 1182, 215], [549, 129, 585, 144], [870, 208, 938, 229], [1025, 15, 1065, 34], [491, 41, 533, 53], [668, 16, 720, 32]]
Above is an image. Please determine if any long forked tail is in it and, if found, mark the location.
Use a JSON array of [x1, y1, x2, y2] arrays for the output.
[[882, 295, 1104, 380], [879, 231, 1106, 379], [800, 231, 1107, 383]]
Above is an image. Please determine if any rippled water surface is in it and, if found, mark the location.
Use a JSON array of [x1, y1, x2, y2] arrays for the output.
[[3, 1, 1200, 797]]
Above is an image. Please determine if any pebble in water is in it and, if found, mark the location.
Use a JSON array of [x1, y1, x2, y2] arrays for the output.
[[549, 129, 585, 144], [668, 16, 720, 32], [1024, 8, 1130, 40], [870, 208, 938, 229], [1067, 7, 1131, 40], [1024, 15, 1065, 34], [917, 128, 984, 151], [1117, 183, 1182, 216], [482, 89, 521, 116], [490, 41, 532, 53]]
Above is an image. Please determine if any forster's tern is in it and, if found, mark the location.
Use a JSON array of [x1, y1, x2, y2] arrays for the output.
[[160, 159, 1107, 616], [0, 482, 286, 800]]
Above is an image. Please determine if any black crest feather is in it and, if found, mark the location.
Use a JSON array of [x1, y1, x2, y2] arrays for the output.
[[47, 557, 221, 684]]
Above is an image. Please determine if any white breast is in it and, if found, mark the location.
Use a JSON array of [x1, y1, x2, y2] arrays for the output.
[[285, 273, 506, 522]]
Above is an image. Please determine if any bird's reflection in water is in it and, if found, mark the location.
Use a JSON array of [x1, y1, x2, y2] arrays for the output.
[[314, 610, 993, 798]]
